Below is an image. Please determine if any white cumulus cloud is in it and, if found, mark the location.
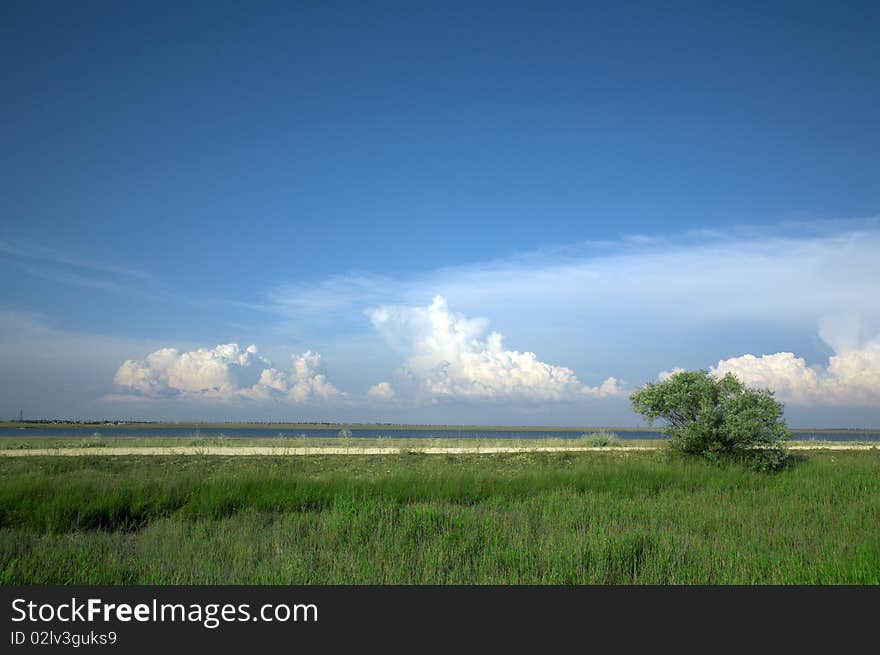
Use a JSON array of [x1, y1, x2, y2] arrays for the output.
[[282, 351, 342, 403], [658, 367, 686, 382], [113, 344, 343, 403], [367, 381, 396, 401], [367, 296, 622, 402], [710, 333, 880, 407]]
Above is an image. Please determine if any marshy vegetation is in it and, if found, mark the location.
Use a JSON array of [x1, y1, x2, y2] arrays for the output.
[[1, 450, 878, 584], [0, 431, 644, 451]]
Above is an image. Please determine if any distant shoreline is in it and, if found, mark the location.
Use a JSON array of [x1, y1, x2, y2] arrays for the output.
[[1, 421, 878, 433]]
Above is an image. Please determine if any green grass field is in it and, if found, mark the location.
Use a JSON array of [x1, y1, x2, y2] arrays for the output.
[[1, 450, 879, 584]]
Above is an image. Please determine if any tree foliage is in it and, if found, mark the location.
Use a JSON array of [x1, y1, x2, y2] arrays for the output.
[[630, 370, 790, 471]]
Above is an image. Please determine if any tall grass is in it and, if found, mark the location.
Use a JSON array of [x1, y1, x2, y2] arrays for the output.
[[1, 451, 878, 584], [577, 431, 621, 446]]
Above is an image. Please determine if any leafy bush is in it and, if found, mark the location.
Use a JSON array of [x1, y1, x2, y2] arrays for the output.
[[630, 370, 790, 471], [77, 436, 107, 449], [578, 432, 621, 447]]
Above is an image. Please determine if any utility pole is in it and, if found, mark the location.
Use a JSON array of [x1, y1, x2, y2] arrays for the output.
[[19, 409, 23, 422]]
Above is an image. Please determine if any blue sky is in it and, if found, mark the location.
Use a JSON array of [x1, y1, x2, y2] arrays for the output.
[[1, 2, 879, 426]]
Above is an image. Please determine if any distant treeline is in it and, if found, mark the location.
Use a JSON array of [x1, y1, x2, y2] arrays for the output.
[[1, 420, 878, 433]]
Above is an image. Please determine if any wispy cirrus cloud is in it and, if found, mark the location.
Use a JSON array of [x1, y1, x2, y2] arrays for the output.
[[0, 236, 155, 294], [0, 237, 152, 279], [264, 220, 880, 335], [12, 262, 128, 292]]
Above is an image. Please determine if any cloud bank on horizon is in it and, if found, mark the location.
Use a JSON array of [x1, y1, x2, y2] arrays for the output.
[[15, 222, 880, 420], [110, 315, 880, 411], [111, 296, 623, 406], [654, 311, 880, 407], [112, 344, 342, 404], [710, 335, 880, 407]]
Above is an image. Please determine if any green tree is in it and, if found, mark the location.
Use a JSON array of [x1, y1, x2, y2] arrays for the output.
[[630, 369, 790, 471]]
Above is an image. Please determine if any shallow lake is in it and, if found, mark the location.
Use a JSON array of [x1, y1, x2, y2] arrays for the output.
[[1, 426, 878, 441]]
